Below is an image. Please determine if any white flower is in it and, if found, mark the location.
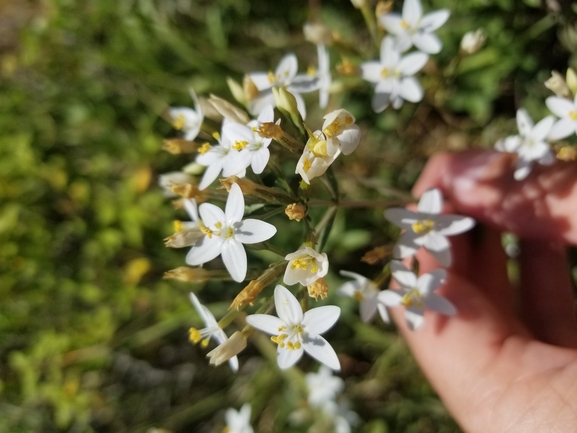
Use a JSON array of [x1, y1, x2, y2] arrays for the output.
[[306, 365, 344, 409], [195, 126, 251, 190], [494, 108, 555, 180], [222, 105, 275, 174], [188, 292, 239, 372], [317, 44, 332, 109], [546, 94, 577, 140], [361, 37, 429, 112], [384, 188, 475, 266], [158, 171, 193, 197], [296, 130, 340, 184], [247, 53, 319, 118], [224, 403, 254, 433], [186, 183, 277, 282], [246, 285, 341, 370], [460, 29, 486, 55], [284, 247, 329, 286], [379, 0, 450, 54], [378, 261, 456, 330], [322, 109, 361, 156], [169, 88, 204, 140], [337, 270, 389, 323]]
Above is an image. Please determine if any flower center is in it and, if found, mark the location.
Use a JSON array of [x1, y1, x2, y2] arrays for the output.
[[290, 255, 319, 273], [353, 291, 364, 301], [570, 111, 577, 120], [401, 20, 410, 29], [412, 219, 435, 234], [198, 143, 211, 155], [307, 135, 328, 157], [270, 324, 304, 350], [232, 140, 249, 151], [267, 70, 278, 83], [400, 289, 424, 308], [302, 157, 313, 173], [189, 327, 212, 348], [173, 114, 185, 130]]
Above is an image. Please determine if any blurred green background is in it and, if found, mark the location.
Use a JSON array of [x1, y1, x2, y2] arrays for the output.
[[0, 0, 573, 431]]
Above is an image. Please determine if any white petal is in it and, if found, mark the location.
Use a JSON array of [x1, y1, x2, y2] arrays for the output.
[[404, 307, 425, 330], [199, 202, 226, 227], [416, 269, 446, 295], [377, 303, 390, 323], [530, 116, 555, 141], [251, 148, 270, 174], [221, 239, 247, 282], [245, 314, 286, 334], [360, 299, 378, 322], [274, 285, 304, 325], [381, 36, 401, 67], [379, 13, 404, 34], [390, 260, 418, 288], [424, 235, 451, 266], [393, 231, 420, 259], [420, 10, 450, 32], [548, 118, 576, 140], [277, 346, 304, 369], [412, 33, 442, 54], [275, 53, 298, 84], [403, 0, 422, 26], [377, 289, 403, 306], [372, 91, 391, 113], [235, 219, 277, 244], [393, 33, 413, 53], [418, 188, 442, 214], [303, 335, 340, 371], [289, 75, 320, 93], [338, 126, 361, 155], [495, 135, 521, 152], [398, 52, 428, 75], [183, 199, 199, 222], [337, 281, 357, 298], [228, 356, 239, 373], [384, 207, 418, 228], [198, 162, 222, 190], [249, 91, 276, 116], [257, 104, 275, 123], [516, 108, 533, 136], [293, 93, 307, 120], [545, 96, 574, 117], [186, 237, 223, 265], [360, 61, 384, 83], [435, 215, 476, 236], [398, 77, 423, 103], [514, 159, 532, 181], [248, 72, 273, 91], [519, 140, 550, 160], [225, 183, 245, 223], [425, 293, 457, 315], [189, 292, 213, 325], [302, 306, 340, 334]]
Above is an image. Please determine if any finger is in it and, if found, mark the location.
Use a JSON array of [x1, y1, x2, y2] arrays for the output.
[[518, 239, 577, 347], [413, 150, 577, 245]]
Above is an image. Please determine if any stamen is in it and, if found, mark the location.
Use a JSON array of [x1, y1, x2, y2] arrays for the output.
[[200, 226, 214, 239], [412, 219, 435, 234], [173, 114, 185, 130], [232, 140, 249, 150], [189, 327, 202, 344], [198, 143, 211, 155]]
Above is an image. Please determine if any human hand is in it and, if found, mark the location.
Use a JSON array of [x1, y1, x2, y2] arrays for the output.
[[392, 150, 577, 432]]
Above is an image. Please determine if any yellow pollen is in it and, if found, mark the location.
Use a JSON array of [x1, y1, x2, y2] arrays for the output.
[[212, 132, 221, 140], [381, 68, 389, 78], [401, 290, 424, 308], [201, 338, 210, 348], [302, 158, 312, 173], [412, 219, 435, 234], [291, 256, 317, 270], [278, 325, 287, 332], [200, 226, 214, 238], [189, 327, 202, 344], [353, 291, 364, 301], [323, 121, 340, 138], [173, 220, 184, 232], [214, 222, 222, 229], [401, 20, 409, 29], [311, 139, 328, 157], [173, 114, 185, 130], [310, 266, 318, 273], [292, 324, 303, 333], [232, 140, 249, 150], [226, 227, 234, 238], [198, 143, 211, 154], [570, 111, 577, 120], [307, 65, 317, 76], [267, 70, 276, 83]]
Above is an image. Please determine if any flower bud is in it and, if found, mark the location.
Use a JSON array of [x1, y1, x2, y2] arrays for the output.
[[544, 71, 570, 97], [350, 0, 366, 8], [273, 87, 300, 120], [285, 203, 307, 222], [169, 182, 208, 202], [158, 172, 193, 197], [208, 94, 250, 124], [336, 58, 359, 77], [164, 227, 204, 248], [375, 0, 394, 17], [460, 29, 486, 55], [307, 277, 329, 300], [164, 266, 209, 282], [243, 75, 260, 102], [227, 77, 247, 105], [303, 21, 333, 45], [206, 331, 247, 366], [361, 245, 392, 264], [162, 139, 198, 155], [567, 68, 577, 95], [230, 263, 287, 310]]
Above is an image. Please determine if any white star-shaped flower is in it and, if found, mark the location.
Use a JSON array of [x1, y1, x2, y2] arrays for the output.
[[379, 0, 450, 54], [378, 261, 456, 330], [169, 88, 204, 141], [306, 365, 344, 409], [322, 109, 361, 156], [337, 270, 389, 323], [284, 247, 329, 286], [246, 285, 341, 370], [494, 108, 555, 180], [296, 130, 341, 184], [247, 53, 319, 118], [186, 183, 277, 282], [361, 37, 429, 112], [224, 403, 254, 433], [384, 188, 475, 266], [188, 292, 239, 372], [546, 94, 577, 140]]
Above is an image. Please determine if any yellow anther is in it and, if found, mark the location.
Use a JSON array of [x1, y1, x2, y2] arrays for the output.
[[401, 20, 409, 29], [214, 222, 222, 229], [570, 111, 577, 120], [323, 122, 340, 138], [307, 65, 317, 76], [200, 226, 214, 239], [302, 158, 312, 173], [286, 341, 295, 350], [173, 114, 185, 130], [198, 143, 211, 154], [267, 71, 276, 83], [411, 219, 435, 234], [381, 68, 390, 78], [278, 325, 287, 332], [312, 139, 328, 157], [201, 338, 210, 348], [189, 328, 202, 344], [212, 131, 221, 140], [173, 220, 184, 232], [226, 227, 234, 238], [310, 266, 318, 273], [292, 324, 303, 334], [232, 140, 249, 150], [401, 290, 424, 308], [353, 291, 364, 301], [295, 341, 301, 349]]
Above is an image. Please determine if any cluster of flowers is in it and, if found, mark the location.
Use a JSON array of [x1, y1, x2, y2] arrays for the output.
[[495, 68, 577, 179]]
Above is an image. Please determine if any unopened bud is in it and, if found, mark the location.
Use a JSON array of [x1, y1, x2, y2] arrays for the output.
[[460, 29, 486, 55], [567, 68, 577, 95], [227, 77, 247, 106], [206, 331, 247, 366], [361, 245, 392, 264], [208, 94, 250, 124], [230, 263, 287, 310], [307, 278, 328, 300], [350, 0, 367, 8], [162, 139, 198, 155], [197, 96, 222, 121], [164, 266, 209, 282], [220, 176, 294, 204], [243, 75, 260, 102], [159, 172, 193, 197], [164, 228, 204, 248], [336, 58, 359, 77], [545, 71, 571, 97], [169, 182, 208, 202], [303, 21, 333, 45], [285, 203, 307, 222], [375, 0, 394, 17], [273, 87, 300, 120]]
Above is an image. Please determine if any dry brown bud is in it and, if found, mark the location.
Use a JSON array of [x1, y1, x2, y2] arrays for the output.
[[164, 227, 204, 248], [162, 139, 199, 155], [285, 203, 307, 222], [163, 266, 209, 282], [243, 75, 259, 102], [206, 331, 247, 366], [230, 280, 263, 310], [307, 278, 328, 300], [256, 122, 284, 140], [219, 176, 258, 194], [361, 246, 392, 264], [376, 0, 394, 17], [336, 58, 359, 77]]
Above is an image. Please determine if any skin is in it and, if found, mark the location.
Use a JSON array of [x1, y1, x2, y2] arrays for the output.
[[392, 150, 577, 433]]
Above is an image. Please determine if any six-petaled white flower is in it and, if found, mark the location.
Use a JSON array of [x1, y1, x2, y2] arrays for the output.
[[246, 285, 341, 370], [169, 88, 204, 141], [378, 261, 456, 330], [546, 94, 577, 140], [379, 0, 450, 54], [188, 292, 239, 372], [186, 182, 277, 282], [361, 37, 429, 112], [306, 365, 345, 409], [322, 109, 361, 156], [337, 270, 389, 323], [247, 53, 319, 119], [494, 108, 555, 180], [384, 188, 475, 266], [224, 403, 254, 433], [296, 130, 340, 184], [284, 247, 329, 286]]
